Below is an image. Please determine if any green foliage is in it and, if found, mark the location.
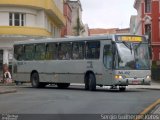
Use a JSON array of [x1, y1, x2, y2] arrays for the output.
[[73, 16, 84, 36], [152, 61, 158, 69]]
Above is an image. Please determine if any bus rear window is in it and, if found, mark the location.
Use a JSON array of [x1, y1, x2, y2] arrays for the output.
[[14, 45, 24, 61]]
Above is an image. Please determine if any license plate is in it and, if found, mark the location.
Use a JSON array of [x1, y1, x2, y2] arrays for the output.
[[132, 80, 141, 84]]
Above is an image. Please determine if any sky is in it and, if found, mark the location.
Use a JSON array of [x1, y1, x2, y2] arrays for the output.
[[80, 0, 137, 29]]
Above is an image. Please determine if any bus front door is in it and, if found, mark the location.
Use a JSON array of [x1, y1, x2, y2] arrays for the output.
[[103, 45, 113, 85]]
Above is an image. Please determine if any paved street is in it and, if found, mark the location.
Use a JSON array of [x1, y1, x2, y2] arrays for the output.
[[0, 85, 160, 116]]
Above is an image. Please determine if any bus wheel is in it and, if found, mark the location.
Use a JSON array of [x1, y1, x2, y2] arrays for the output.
[[39, 83, 47, 88], [119, 86, 126, 92], [89, 74, 96, 91], [31, 72, 40, 88], [85, 77, 89, 90], [57, 83, 70, 89]]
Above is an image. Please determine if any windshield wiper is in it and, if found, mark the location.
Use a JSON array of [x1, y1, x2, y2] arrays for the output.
[[135, 42, 142, 51], [122, 41, 133, 54]]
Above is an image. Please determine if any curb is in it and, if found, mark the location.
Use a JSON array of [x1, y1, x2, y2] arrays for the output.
[[0, 89, 17, 94], [136, 88, 160, 90], [134, 99, 160, 120], [0, 83, 16, 86]]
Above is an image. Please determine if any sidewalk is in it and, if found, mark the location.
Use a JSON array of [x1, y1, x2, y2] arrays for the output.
[[128, 80, 160, 90], [150, 104, 160, 114], [0, 83, 17, 94]]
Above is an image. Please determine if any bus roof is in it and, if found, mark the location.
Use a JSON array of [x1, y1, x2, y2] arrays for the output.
[[13, 34, 144, 45]]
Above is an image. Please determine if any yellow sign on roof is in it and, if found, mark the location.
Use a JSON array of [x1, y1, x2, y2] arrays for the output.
[[118, 36, 142, 42]]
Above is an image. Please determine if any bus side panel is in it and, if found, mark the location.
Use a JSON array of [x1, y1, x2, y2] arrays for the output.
[[14, 73, 30, 83], [96, 40, 114, 86], [12, 60, 31, 83], [44, 60, 103, 84]]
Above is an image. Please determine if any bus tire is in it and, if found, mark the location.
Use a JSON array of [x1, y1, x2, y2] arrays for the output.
[[39, 83, 47, 88], [85, 77, 89, 90], [31, 72, 42, 88], [57, 83, 70, 89], [119, 87, 126, 92], [89, 74, 96, 91]]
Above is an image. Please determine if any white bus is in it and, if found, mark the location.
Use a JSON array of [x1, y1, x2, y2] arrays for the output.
[[12, 35, 151, 91]]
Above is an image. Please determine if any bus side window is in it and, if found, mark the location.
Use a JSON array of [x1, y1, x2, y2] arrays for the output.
[[72, 42, 85, 60], [14, 45, 24, 61], [24, 45, 35, 61], [58, 43, 72, 60], [35, 44, 46, 60], [46, 43, 58, 60], [86, 41, 100, 59], [103, 45, 112, 69]]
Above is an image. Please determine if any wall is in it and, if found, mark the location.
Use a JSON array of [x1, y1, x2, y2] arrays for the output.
[[54, 0, 64, 14], [0, 6, 62, 37], [61, 1, 72, 37], [68, 0, 84, 36]]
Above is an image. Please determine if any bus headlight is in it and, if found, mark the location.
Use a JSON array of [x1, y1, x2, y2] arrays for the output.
[[146, 75, 151, 79], [115, 75, 122, 79]]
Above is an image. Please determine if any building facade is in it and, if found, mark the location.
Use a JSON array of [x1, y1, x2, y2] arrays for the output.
[[61, 0, 89, 37], [130, 15, 137, 34], [133, 0, 160, 61], [0, 0, 65, 77], [61, 0, 72, 37], [133, 0, 160, 80], [67, 0, 86, 36]]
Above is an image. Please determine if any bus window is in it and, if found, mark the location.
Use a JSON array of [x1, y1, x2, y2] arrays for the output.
[[46, 43, 58, 60], [72, 42, 85, 60], [86, 41, 100, 59], [134, 43, 150, 69], [14, 45, 24, 61], [58, 43, 72, 60], [103, 45, 112, 69], [24, 45, 35, 61], [35, 44, 46, 60]]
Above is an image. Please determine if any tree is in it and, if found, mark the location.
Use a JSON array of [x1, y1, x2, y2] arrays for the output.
[[73, 10, 84, 36]]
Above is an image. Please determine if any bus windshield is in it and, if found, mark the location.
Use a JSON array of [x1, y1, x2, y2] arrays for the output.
[[115, 42, 150, 70]]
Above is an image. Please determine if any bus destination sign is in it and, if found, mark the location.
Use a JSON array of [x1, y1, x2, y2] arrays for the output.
[[117, 36, 142, 42]]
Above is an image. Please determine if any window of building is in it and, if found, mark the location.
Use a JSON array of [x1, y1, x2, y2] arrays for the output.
[[145, 0, 151, 13], [86, 41, 100, 59], [9, 14, 13, 26], [9, 13, 25, 26], [145, 24, 151, 43], [72, 42, 85, 60], [145, 24, 151, 34]]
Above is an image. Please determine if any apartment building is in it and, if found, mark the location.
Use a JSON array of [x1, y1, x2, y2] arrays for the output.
[[0, 0, 65, 75]]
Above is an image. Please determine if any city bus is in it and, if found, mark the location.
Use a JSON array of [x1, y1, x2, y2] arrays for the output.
[[12, 35, 151, 91]]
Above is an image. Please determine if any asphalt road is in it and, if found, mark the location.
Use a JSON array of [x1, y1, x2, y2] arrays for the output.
[[0, 85, 160, 120]]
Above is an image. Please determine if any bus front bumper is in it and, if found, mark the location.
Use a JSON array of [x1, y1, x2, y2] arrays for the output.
[[115, 78, 151, 86]]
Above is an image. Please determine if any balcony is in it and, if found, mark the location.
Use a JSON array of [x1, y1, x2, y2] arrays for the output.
[[0, 26, 51, 37], [0, 0, 65, 27]]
